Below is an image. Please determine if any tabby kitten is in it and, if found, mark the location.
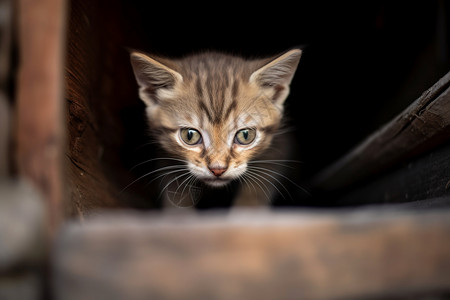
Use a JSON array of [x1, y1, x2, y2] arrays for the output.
[[130, 49, 302, 207]]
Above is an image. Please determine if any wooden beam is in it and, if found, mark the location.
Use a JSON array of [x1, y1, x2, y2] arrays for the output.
[[15, 0, 67, 234], [312, 71, 450, 192], [338, 142, 450, 205], [54, 208, 450, 300]]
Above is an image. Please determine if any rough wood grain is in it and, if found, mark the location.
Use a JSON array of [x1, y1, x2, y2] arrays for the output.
[[15, 0, 67, 234], [65, 0, 119, 217], [313, 71, 450, 192], [54, 208, 450, 300], [64, 0, 150, 218], [339, 141, 450, 205]]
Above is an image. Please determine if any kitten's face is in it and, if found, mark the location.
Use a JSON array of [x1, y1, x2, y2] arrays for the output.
[[130, 50, 301, 187]]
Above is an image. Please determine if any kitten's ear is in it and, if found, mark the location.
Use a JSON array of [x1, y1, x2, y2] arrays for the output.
[[250, 49, 302, 106], [130, 52, 182, 106]]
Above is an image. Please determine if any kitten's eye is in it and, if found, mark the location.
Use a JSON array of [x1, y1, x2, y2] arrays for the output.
[[180, 128, 202, 145], [235, 128, 256, 145]]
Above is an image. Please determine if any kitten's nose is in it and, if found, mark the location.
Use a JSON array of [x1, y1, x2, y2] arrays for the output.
[[208, 166, 227, 177]]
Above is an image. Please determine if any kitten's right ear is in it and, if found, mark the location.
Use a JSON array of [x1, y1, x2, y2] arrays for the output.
[[130, 52, 182, 106]]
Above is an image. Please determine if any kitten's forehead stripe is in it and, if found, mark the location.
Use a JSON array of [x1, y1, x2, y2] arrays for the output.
[[231, 79, 239, 98], [199, 100, 213, 123], [195, 76, 203, 98], [181, 53, 250, 126], [224, 99, 238, 121]]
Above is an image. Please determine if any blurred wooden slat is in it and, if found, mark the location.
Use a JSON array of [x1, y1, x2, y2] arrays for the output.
[[54, 208, 450, 300], [15, 0, 67, 233], [313, 71, 450, 192]]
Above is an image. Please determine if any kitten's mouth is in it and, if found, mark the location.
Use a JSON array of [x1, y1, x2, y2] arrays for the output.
[[200, 177, 232, 187]]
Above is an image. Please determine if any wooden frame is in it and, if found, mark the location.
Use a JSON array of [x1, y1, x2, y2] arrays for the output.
[[313, 71, 450, 193], [5, 0, 450, 299], [15, 0, 67, 235], [54, 208, 450, 300]]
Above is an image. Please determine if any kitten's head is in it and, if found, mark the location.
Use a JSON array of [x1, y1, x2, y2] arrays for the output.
[[130, 49, 301, 187]]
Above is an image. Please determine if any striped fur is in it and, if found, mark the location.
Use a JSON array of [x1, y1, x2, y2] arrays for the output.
[[130, 49, 301, 206]]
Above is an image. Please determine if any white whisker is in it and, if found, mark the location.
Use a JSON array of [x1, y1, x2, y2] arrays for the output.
[[159, 172, 191, 207], [248, 159, 303, 169], [238, 173, 257, 194], [243, 172, 271, 202], [188, 177, 200, 206], [173, 174, 195, 206], [246, 170, 287, 200], [248, 165, 311, 196], [247, 168, 292, 200], [120, 164, 187, 193], [149, 168, 189, 188], [129, 157, 189, 172]]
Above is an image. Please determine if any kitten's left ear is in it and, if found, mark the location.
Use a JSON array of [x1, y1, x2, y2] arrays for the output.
[[130, 51, 182, 106], [250, 49, 302, 107]]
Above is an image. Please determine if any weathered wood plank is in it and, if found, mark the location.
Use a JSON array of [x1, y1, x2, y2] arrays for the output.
[[64, 0, 150, 217], [338, 141, 450, 205], [313, 71, 450, 192], [15, 0, 67, 234], [54, 208, 450, 300]]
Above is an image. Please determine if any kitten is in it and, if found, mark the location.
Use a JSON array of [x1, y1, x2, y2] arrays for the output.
[[129, 49, 302, 207]]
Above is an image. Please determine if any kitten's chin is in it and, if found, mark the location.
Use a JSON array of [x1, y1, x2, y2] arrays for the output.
[[200, 178, 232, 188]]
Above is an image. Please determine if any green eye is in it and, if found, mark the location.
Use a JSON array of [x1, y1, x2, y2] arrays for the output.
[[180, 128, 202, 145], [235, 128, 256, 145]]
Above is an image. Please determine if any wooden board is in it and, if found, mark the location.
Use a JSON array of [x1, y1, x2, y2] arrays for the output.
[[54, 208, 450, 300], [338, 141, 450, 205], [64, 0, 152, 218], [312, 71, 450, 193], [15, 0, 67, 233]]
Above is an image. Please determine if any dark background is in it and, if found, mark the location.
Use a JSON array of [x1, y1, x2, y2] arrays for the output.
[[114, 1, 450, 206]]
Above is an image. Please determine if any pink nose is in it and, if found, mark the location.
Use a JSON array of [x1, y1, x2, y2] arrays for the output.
[[208, 166, 227, 177]]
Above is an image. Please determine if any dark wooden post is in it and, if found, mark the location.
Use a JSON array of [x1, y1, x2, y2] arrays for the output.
[[15, 0, 67, 236]]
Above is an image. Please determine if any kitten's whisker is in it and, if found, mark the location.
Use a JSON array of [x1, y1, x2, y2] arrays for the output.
[[273, 126, 296, 136], [248, 160, 303, 169], [247, 168, 293, 201], [243, 172, 271, 202], [249, 159, 303, 164], [246, 170, 287, 200], [238, 173, 257, 194], [248, 166, 311, 196], [133, 141, 160, 152], [148, 168, 189, 187], [178, 175, 192, 202], [129, 157, 189, 172], [159, 172, 191, 207], [174, 174, 195, 206], [183, 175, 198, 206], [188, 177, 200, 206], [120, 165, 187, 193]]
